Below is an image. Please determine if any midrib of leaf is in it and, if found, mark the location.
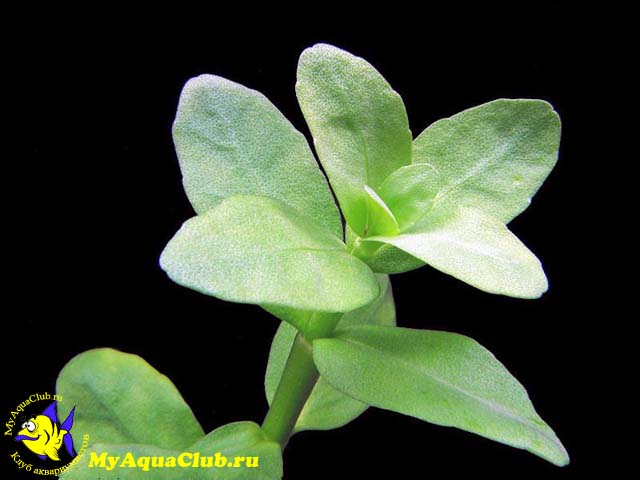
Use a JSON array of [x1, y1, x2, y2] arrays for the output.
[[194, 247, 345, 264], [334, 335, 558, 444], [411, 231, 519, 265], [73, 382, 140, 442]]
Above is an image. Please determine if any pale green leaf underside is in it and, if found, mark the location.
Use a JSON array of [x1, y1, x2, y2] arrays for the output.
[[367, 207, 547, 298], [296, 43, 412, 235], [173, 74, 341, 238], [414, 99, 560, 223], [160, 195, 379, 312], [378, 163, 440, 231], [56, 348, 204, 451], [265, 275, 395, 432], [61, 422, 282, 480], [313, 326, 569, 466]]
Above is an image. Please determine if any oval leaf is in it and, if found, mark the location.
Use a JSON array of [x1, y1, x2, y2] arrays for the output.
[[265, 275, 395, 432], [173, 74, 342, 238], [313, 325, 569, 466], [296, 43, 412, 235], [61, 422, 282, 480], [160, 195, 379, 312], [56, 348, 204, 450], [367, 207, 548, 298], [414, 99, 561, 223]]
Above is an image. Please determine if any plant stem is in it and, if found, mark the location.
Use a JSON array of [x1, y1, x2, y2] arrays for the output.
[[262, 332, 319, 448]]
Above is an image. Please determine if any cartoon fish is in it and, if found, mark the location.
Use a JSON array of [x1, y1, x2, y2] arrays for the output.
[[14, 401, 76, 461]]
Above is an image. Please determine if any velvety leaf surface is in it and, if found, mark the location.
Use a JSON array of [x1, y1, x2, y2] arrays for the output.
[[367, 208, 548, 298], [296, 43, 412, 235], [173, 74, 341, 238], [413, 99, 560, 223], [57, 348, 203, 450], [313, 326, 569, 466], [160, 195, 379, 313]]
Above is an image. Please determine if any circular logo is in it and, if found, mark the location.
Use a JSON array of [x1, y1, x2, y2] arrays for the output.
[[4, 392, 89, 476]]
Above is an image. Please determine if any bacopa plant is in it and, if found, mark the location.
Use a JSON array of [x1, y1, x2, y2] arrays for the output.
[[56, 44, 568, 479]]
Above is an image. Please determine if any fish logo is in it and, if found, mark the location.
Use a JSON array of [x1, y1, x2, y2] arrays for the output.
[[14, 401, 76, 461]]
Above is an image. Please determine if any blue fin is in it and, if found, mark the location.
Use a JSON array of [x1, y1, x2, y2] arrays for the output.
[[62, 406, 76, 457], [61, 406, 75, 431], [64, 432, 76, 457], [37, 454, 47, 461], [41, 401, 58, 424]]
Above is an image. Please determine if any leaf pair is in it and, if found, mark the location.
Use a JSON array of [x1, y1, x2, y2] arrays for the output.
[[263, 276, 568, 466], [163, 69, 381, 338], [57, 349, 282, 479], [297, 44, 560, 298], [162, 43, 561, 325]]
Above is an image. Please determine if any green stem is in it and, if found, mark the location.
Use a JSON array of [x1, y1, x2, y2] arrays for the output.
[[262, 332, 319, 448]]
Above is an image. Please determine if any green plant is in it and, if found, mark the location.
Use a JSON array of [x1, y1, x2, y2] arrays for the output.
[[56, 44, 568, 479]]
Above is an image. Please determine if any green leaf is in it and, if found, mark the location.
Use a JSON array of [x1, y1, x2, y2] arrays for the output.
[[413, 99, 560, 223], [56, 348, 204, 450], [296, 43, 412, 236], [313, 326, 569, 466], [173, 74, 342, 238], [161, 195, 379, 313], [345, 224, 424, 274], [377, 163, 440, 231], [265, 275, 395, 432], [61, 422, 282, 480], [363, 185, 399, 236], [367, 207, 547, 298]]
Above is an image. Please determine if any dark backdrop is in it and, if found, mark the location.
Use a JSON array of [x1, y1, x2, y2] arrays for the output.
[[3, 22, 603, 479]]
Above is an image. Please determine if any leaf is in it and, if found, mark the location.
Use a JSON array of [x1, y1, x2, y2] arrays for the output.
[[413, 99, 560, 223], [366, 207, 548, 298], [160, 195, 379, 314], [265, 275, 395, 432], [61, 422, 282, 480], [345, 224, 425, 274], [296, 43, 412, 236], [173, 74, 342, 238], [313, 325, 569, 466], [56, 348, 204, 450], [377, 163, 440, 231], [363, 185, 399, 236]]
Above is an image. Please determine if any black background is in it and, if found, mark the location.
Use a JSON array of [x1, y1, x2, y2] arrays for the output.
[[2, 18, 607, 479]]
